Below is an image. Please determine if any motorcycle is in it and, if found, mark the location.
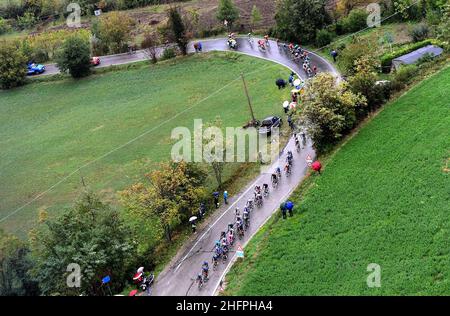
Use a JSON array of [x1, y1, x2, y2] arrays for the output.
[[133, 267, 154, 293]]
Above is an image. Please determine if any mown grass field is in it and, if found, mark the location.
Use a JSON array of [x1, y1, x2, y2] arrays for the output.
[[0, 52, 290, 235], [224, 66, 450, 295]]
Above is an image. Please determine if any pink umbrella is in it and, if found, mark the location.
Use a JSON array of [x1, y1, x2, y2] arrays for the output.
[[129, 289, 138, 296], [311, 161, 322, 173]]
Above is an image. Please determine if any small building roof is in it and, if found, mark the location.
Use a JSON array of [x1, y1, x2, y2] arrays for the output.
[[392, 45, 443, 69]]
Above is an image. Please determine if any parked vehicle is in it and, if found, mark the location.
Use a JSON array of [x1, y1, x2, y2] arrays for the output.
[[259, 116, 282, 135], [26, 62, 45, 75], [90, 57, 101, 66]]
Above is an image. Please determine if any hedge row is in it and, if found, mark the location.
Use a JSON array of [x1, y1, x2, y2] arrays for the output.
[[380, 39, 443, 71]]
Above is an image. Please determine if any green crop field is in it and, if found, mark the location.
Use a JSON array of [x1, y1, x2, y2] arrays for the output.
[[225, 66, 450, 295], [0, 52, 290, 235]]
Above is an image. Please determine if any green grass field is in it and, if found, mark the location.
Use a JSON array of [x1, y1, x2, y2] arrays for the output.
[[0, 52, 290, 235], [225, 66, 450, 295]]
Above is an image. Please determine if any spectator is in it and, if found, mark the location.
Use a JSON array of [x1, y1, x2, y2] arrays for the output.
[[223, 191, 229, 205], [213, 191, 220, 208], [331, 49, 338, 62], [276, 78, 287, 89], [285, 200, 294, 217], [280, 202, 287, 219]]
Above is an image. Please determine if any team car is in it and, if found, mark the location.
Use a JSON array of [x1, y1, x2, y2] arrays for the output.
[[26, 62, 45, 75]]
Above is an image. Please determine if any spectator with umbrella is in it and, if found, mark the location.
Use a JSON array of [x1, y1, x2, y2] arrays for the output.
[[285, 200, 294, 217], [312, 160, 322, 174]]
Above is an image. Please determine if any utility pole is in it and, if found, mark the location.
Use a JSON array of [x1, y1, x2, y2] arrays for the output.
[[241, 73, 256, 125]]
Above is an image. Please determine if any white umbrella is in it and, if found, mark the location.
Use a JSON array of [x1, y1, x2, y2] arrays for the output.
[[293, 79, 302, 86], [282, 101, 289, 108], [189, 216, 198, 223]]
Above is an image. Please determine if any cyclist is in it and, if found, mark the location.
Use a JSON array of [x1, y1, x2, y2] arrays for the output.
[[276, 166, 282, 179], [271, 172, 278, 187], [243, 208, 250, 228], [247, 32, 253, 42], [255, 185, 261, 195], [197, 273, 204, 288], [264, 35, 269, 45], [212, 253, 220, 269], [287, 150, 294, 166], [246, 198, 254, 211], [258, 39, 266, 50], [299, 129, 307, 148], [295, 134, 301, 151], [227, 227, 234, 245], [256, 192, 263, 207], [202, 261, 209, 280], [235, 207, 240, 219], [284, 163, 291, 176], [263, 183, 269, 196]]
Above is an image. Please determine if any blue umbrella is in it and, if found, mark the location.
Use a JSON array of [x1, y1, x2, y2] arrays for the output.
[[285, 201, 294, 210]]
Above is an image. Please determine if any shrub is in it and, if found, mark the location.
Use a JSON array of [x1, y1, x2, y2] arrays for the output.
[[55, 34, 91, 78], [0, 17, 11, 34], [161, 47, 177, 60], [391, 64, 418, 91], [0, 41, 27, 89], [342, 9, 369, 33], [409, 23, 429, 42], [316, 29, 335, 47], [17, 11, 37, 29]]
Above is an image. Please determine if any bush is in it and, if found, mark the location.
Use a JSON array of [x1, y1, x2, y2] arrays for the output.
[[55, 34, 91, 78], [0, 18, 11, 34], [316, 29, 335, 47], [17, 11, 37, 30], [342, 9, 369, 33], [161, 47, 177, 60], [391, 64, 418, 91], [409, 23, 429, 42], [0, 41, 27, 89]]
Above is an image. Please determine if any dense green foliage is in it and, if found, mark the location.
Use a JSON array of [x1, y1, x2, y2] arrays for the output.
[[30, 191, 136, 296], [0, 40, 27, 89], [216, 0, 240, 29], [296, 73, 367, 153], [0, 229, 39, 295], [55, 34, 91, 78], [226, 66, 450, 295], [274, 0, 329, 44], [167, 6, 189, 55]]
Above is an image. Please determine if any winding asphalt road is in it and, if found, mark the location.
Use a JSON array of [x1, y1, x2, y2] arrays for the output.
[[41, 37, 338, 296]]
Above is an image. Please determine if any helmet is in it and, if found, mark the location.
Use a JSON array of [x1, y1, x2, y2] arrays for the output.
[[203, 261, 208, 265]]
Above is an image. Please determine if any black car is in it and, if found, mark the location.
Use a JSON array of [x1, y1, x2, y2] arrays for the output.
[[259, 116, 282, 135]]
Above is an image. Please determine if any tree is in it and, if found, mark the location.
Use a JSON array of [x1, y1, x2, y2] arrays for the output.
[[337, 37, 375, 75], [120, 161, 208, 243], [336, 0, 367, 16], [437, 4, 450, 46], [30, 191, 136, 296], [250, 5, 262, 31], [348, 55, 383, 113], [0, 229, 40, 296], [202, 117, 228, 188], [0, 40, 27, 89], [274, 0, 329, 44], [141, 31, 162, 64], [167, 6, 189, 55], [55, 34, 91, 78], [296, 73, 367, 153], [98, 11, 134, 53], [216, 0, 240, 29]]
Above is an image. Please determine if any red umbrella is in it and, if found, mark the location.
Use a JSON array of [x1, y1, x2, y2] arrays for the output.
[[129, 289, 138, 296], [311, 161, 322, 173]]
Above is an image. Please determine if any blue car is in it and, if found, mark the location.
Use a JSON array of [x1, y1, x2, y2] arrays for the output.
[[27, 62, 45, 75]]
